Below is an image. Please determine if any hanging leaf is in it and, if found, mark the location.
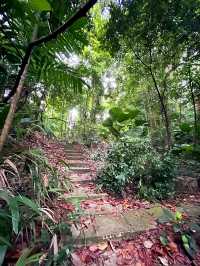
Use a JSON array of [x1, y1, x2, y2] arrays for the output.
[[28, 0, 51, 11], [9, 198, 20, 235], [16, 248, 42, 266], [15, 195, 40, 214], [0, 246, 7, 266]]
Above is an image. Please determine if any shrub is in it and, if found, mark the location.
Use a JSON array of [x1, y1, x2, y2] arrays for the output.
[[97, 137, 175, 200]]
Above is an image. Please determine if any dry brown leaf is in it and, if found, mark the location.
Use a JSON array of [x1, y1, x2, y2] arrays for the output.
[[0, 169, 9, 187], [4, 159, 19, 176], [168, 241, 178, 253], [97, 241, 108, 251]]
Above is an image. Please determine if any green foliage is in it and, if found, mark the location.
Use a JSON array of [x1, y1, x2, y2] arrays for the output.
[[179, 122, 193, 133], [109, 107, 140, 122], [159, 209, 200, 258], [0, 189, 42, 264], [0, 104, 9, 129], [97, 137, 175, 199], [91, 147, 108, 162], [174, 122, 194, 144], [102, 107, 143, 138], [16, 248, 42, 266], [172, 143, 200, 160], [28, 0, 51, 11]]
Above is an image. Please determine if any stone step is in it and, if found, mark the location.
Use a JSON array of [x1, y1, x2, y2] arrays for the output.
[[66, 153, 83, 158], [68, 206, 165, 246], [66, 156, 84, 160], [68, 162, 89, 168], [67, 202, 200, 247], [61, 192, 108, 202], [69, 167, 91, 173], [69, 175, 94, 184], [65, 149, 82, 154], [65, 144, 74, 148]]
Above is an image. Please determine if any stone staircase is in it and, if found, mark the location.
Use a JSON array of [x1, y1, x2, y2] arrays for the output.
[[64, 145, 107, 202], [63, 144, 200, 247]]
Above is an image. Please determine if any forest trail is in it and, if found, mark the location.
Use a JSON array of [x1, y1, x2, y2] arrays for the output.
[[63, 144, 200, 248], [26, 134, 200, 265]]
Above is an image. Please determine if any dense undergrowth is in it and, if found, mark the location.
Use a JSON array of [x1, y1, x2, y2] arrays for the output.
[[0, 133, 74, 265], [96, 137, 175, 200]]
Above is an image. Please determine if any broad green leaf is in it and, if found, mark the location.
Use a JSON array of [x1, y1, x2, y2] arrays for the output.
[[175, 211, 182, 221], [28, 0, 51, 11], [0, 236, 11, 247], [9, 198, 20, 234], [0, 245, 7, 266], [16, 248, 32, 266], [126, 108, 140, 118], [160, 235, 168, 246], [0, 190, 12, 203], [15, 196, 40, 214], [109, 107, 127, 122], [0, 190, 19, 234], [181, 234, 189, 244], [26, 252, 43, 264]]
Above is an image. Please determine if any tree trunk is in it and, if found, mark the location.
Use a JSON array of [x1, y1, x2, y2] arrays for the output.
[[190, 80, 198, 145], [0, 26, 38, 152], [162, 100, 171, 149], [149, 69, 171, 149], [196, 96, 200, 121]]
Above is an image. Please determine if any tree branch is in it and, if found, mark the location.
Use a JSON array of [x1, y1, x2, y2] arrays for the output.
[[3, 0, 97, 103]]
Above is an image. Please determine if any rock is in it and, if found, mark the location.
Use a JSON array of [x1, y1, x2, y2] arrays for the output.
[[143, 240, 153, 249], [175, 176, 199, 193]]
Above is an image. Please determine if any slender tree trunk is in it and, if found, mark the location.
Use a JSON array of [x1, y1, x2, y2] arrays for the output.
[[189, 75, 198, 145], [149, 69, 171, 149], [0, 0, 97, 152], [196, 94, 200, 124], [162, 100, 171, 148], [0, 26, 38, 151], [144, 88, 155, 145]]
